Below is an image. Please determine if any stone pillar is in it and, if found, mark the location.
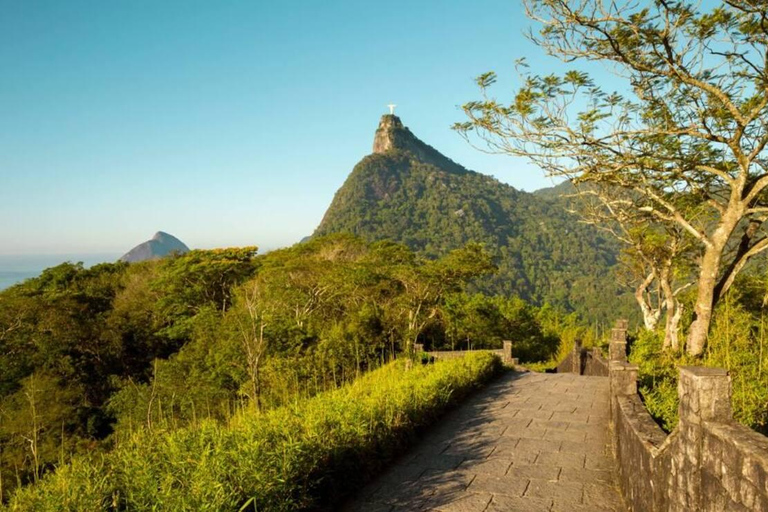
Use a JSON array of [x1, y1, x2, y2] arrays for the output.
[[609, 362, 638, 454], [610, 327, 628, 362], [502, 340, 513, 364], [678, 367, 732, 424], [414, 343, 424, 354], [673, 367, 732, 510], [609, 362, 638, 396], [573, 338, 583, 374]]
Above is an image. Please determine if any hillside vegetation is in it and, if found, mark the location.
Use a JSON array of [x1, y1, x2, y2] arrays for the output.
[[0, 234, 579, 503], [314, 116, 635, 323], [2, 353, 502, 511]]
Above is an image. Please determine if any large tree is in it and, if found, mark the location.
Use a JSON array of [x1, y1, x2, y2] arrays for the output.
[[456, 0, 768, 355]]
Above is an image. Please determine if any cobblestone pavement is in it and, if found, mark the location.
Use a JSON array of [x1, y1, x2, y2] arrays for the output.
[[343, 371, 627, 512]]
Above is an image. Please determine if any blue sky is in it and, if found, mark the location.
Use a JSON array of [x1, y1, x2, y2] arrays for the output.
[[1, 0, 575, 255]]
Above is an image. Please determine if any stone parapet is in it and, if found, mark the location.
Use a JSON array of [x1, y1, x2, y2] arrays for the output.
[[422, 347, 517, 365], [608, 345, 768, 511]]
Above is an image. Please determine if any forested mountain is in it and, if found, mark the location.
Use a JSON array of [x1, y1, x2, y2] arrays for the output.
[[314, 115, 635, 322]]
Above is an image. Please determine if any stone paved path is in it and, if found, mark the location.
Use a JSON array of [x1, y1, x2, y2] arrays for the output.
[[343, 371, 626, 511]]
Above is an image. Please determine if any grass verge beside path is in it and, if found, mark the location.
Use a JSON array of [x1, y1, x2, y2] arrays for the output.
[[3, 353, 502, 512]]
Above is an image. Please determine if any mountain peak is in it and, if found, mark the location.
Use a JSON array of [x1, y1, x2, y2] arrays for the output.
[[372, 114, 409, 154], [120, 231, 190, 263], [370, 114, 466, 174]]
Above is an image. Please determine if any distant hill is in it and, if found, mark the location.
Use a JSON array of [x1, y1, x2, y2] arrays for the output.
[[532, 180, 575, 199], [120, 232, 189, 263], [314, 114, 635, 322]]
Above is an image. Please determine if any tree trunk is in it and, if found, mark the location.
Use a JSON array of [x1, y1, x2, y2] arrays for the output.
[[635, 272, 661, 331], [666, 301, 683, 351], [659, 267, 676, 350], [687, 234, 729, 355]]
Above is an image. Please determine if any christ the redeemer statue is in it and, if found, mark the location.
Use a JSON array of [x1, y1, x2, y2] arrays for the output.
[[387, 104, 397, 115]]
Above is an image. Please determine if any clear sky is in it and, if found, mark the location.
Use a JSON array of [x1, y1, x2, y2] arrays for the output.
[[1, 0, 574, 255]]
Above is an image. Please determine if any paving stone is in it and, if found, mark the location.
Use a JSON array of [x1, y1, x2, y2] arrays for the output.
[[543, 428, 587, 443], [551, 402, 578, 413], [559, 466, 615, 485], [425, 491, 493, 512], [552, 410, 590, 423], [441, 441, 496, 460], [507, 462, 560, 481], [376, 462, 427, 485], [517, 423, 548, 439], [525, 478, 584, 503], [419, 468, 475, 489], [564, 422, 591, 432], [559, 439, 606, 454], [497, 418, 532, 433], [584, 453, 614, 471], [535, 450, 586, 470], [488, 441, 539, 463], [485, 494, 553, 511], [584, 482, 626, 509], [371, 479, 435, 507], [541, 418, 573, 428], [467, 474, 529, 497], [516, 437, 561, 453], [456, 456, 513, 476], [551, 503, 620, 512]]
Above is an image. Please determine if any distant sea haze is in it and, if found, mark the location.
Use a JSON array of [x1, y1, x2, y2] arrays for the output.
[[0, 253, 121, 291]]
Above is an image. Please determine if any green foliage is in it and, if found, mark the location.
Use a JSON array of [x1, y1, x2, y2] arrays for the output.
[[0, 234, 572, 504], [0, 249, 259, 500], [437, 294, 560, 362], [630, 277, 768, 433], [313, 149, 636, 324], [2, 353, 502, 511]]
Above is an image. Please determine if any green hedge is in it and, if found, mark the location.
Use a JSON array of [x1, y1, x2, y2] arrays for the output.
[[3, 353, 502, 511]]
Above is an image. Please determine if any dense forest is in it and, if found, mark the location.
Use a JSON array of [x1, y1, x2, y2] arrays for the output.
[[0, 234, 588, 502]]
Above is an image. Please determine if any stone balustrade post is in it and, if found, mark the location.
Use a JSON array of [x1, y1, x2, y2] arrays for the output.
[[502, 340, 513, 364], [609, 363, 638, 396], [678, 366, 732, 425], [609, 362, 638, 454], [672, 367, 732, 510], [573, 338, 583, 374], [609, 327, 628, 362]]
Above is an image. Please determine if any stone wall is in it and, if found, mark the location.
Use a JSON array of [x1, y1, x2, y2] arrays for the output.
[[583, 348, 609, 376], [555, 338, 609, 376], [417, 340, 518, 365], [605, 321, 768, 511]]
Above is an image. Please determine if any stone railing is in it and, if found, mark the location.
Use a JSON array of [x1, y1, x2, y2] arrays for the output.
[[606, 321, 768, 511], [415, 341, 518, 365], [555, 338, 609, 376]]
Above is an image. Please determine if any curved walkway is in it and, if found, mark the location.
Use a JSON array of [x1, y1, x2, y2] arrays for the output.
[[343, 371, 626, 511]]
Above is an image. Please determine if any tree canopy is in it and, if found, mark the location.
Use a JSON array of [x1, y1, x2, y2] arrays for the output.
[[456, 0, 768, 355]]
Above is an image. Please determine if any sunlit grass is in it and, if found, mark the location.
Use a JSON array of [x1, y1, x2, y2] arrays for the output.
[[3, 353, 502, 511]]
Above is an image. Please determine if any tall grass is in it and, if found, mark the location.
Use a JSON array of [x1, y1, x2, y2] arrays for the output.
[[2, 353, 501, 511]]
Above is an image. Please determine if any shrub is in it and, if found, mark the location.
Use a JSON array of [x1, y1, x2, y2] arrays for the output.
[[629, 295, 768, 434], [3, 353, 502, 511]]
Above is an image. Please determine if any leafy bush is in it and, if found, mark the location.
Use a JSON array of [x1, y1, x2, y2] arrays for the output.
[[3, 353, 502, 511], [629, 292, 768, 434]]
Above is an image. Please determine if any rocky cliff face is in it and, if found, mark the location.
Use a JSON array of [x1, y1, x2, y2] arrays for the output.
[[120, 231, 190, 263], [372, 115, 467, 174]]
